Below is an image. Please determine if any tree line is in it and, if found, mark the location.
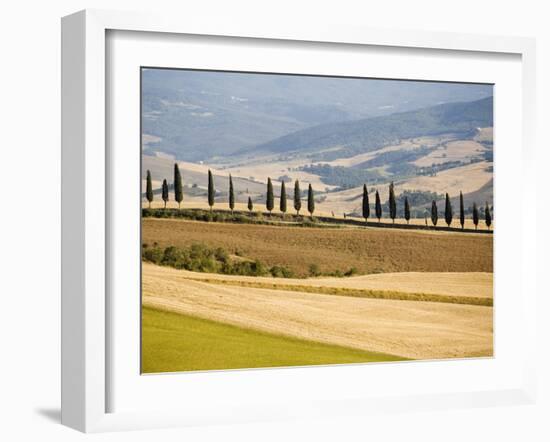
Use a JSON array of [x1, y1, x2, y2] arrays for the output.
[[361, 182, 492, 230], [146, 165, 492, 230]]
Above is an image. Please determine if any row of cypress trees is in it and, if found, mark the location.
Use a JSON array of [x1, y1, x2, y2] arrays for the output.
[[146, 166, 316, 216], [262, 177, 315, 216], [147, 164, 184, 209], [146, 166, 492, 230], [361, 182, 491, 230]]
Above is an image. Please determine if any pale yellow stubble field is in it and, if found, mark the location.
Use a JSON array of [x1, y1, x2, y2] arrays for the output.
[[143, 262, 493, 360]]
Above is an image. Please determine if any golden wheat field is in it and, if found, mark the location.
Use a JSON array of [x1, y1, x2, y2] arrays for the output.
[[142, 263, 493, 360], [144, 265, 493, 299], [393, 161, 493, 199], [142, 218, 493, 277]]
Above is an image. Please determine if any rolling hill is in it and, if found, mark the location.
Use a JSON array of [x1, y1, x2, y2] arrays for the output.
[[142, 71, 493, 219], [242, 97, 493, 161], [142, 68, 492, 161]]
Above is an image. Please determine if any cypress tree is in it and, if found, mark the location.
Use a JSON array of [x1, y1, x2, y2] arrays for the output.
[[362, 184, 370, 223], [404, 196, 410, 224], [431, 200, 438, 226], [266, 178, 274, 214], [485, 202, 492, 230], [389, 182, 396, 223], [375, 190, 382, 222], [174, 163, 183, 209], [280, 181, 287, 214], [145, 170, 153, 208], [207, 169, 214, 211], [459, 191, 465, 230], [472, 203, 479, 230], [247, 196, 253, 213], [294, 180, 301, 215], [307, 183, 315, 217], [444, 193, 453, 227], [228, 174, 235, 214], [161, 179, 169, 209]]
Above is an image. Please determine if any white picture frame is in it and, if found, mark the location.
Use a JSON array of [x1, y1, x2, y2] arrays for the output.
[[61, 9, 537, 433]]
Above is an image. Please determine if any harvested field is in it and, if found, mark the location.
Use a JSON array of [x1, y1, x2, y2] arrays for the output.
[[413, 140, 486, 167], [394, 161, 493, 198], [142, 263, 493, 360], [142, 263, 492, 301], [142, 218, 493, 277]]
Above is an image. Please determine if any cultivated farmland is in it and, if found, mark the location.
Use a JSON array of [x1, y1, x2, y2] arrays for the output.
[[142, 218, 493, 277], [142, 263, 493, 363], [141, 218, 493, 372]]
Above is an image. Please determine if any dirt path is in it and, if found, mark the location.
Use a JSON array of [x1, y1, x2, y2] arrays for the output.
[[143, 264, 493, 360]]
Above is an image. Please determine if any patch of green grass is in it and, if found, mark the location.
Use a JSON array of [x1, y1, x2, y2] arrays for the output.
[[142, 307, 405, 373]]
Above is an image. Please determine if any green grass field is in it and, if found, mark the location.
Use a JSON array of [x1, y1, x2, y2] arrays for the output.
[[142, 307, 405, 373]]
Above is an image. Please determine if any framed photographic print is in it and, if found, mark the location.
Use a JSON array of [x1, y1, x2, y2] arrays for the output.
[[61, 9, 538, 433]]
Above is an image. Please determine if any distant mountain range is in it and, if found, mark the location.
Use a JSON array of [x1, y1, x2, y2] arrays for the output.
[[141, 68, 493, 161], [243, 97, 493, 161]]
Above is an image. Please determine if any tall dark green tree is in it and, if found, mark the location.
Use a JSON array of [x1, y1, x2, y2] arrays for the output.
[[161, 179, 169, 209], [247, 196, 253, 213], [207, 169, 214, 211], [375, 190, 382, 222], [431, 200, 438, 226], [280, 181, 287, 214], [266, 178, 274, 215], [389, 182, 397, 223], [485, 202, 492, 230], [228, 174, 235, 214], [294, 180, 301, 215], [404, 196, 410, 224], [362, 184, 370, 223], [459, 191, 465, 230], [444, 193, 453, 227], [472, 203, 479, 230], [307, 183, 315, 217], [174, 163, 183, 209], [145, 169, 153, 208]]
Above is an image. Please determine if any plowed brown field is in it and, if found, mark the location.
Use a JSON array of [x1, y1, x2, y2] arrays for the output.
[[142, 218, 493, 277]]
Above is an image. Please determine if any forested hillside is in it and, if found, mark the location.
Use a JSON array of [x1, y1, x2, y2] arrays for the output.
[[245, 97, 493, 161]]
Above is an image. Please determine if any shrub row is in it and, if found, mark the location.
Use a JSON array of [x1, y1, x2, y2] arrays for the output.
[[142, 208, 340, 229], [143, 243, 360, 279], [142, 243, 294, 278]]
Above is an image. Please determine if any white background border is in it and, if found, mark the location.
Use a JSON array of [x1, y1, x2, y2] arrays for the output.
[[1, 1, 548, 441], [57, 7, 538, 435]]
